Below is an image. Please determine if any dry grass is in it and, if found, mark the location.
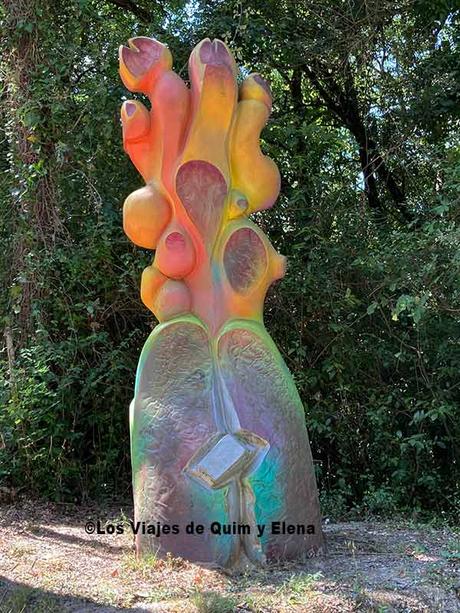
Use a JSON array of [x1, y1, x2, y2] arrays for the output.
[[0, 501, 459, 612]]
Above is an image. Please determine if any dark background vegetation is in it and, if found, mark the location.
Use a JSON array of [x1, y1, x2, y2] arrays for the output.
[[0, 0, 459, 521]]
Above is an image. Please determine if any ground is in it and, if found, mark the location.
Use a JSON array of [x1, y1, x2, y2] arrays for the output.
[[0, 501, 458, 612]]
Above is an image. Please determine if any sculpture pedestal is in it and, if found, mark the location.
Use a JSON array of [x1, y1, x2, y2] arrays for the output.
[[130, 318, 324, 566]]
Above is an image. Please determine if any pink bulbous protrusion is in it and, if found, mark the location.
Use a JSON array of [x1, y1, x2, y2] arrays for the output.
[[154, 224, 196, 279]]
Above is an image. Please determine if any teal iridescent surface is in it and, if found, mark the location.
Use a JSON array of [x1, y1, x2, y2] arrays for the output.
[[129, 318, 324, 565]]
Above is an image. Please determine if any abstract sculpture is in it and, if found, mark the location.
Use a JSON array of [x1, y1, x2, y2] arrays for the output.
[[119, 36, 324, 567]]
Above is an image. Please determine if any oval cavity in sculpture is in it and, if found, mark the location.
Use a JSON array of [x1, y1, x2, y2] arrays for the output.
[[223, 227, 268, 294], [176, 160, 227, 245]]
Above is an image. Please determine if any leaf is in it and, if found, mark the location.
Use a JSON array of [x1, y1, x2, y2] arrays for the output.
[[367, 301, 378, 315]]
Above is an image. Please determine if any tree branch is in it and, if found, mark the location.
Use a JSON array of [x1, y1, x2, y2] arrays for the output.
[[300, 62, 413, 222]]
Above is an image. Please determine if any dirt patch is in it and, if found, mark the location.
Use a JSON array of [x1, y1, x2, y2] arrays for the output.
[[0, 501, 458, 612]]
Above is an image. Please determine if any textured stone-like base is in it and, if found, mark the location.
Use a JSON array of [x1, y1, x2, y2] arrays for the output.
[[130, 315, 324, 567]]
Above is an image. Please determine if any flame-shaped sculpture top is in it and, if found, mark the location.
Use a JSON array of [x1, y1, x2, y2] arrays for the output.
[[119, 37, 285, 334]]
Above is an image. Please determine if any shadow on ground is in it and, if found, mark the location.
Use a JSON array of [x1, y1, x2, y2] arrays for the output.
[[0, 577, 145, 612]]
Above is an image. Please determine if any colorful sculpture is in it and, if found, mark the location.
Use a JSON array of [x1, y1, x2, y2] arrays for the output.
[[119, 37, 324, 567]]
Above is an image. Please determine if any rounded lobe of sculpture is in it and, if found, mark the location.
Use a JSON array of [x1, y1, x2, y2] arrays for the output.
[[230, 99, 280, 213], [123, 185, 171, 250], [189, 38, 237, 88], [153, 279, 191, 322], [216, 321, 325, 560], [120, 102, 163, 184], [152, 71, 190, 185], [185, 65, 237, 175], [271, 252, 287, 282], [240, 74, 272, 111], [183, 39, 237, 179], [119, 37, 172, 94], [223, 227, 268, 295], [154, 223, 196, 279], [140, 265, 168, 312], [121, 100, 150, 143]]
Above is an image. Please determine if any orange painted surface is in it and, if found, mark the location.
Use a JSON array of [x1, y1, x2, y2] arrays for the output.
[[119, 37, 283, 334]]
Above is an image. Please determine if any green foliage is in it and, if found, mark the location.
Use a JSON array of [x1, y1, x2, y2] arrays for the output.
[[268, 164, 459, 519], [0, 0, 458, 519], [0, 0, 156, 499]]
